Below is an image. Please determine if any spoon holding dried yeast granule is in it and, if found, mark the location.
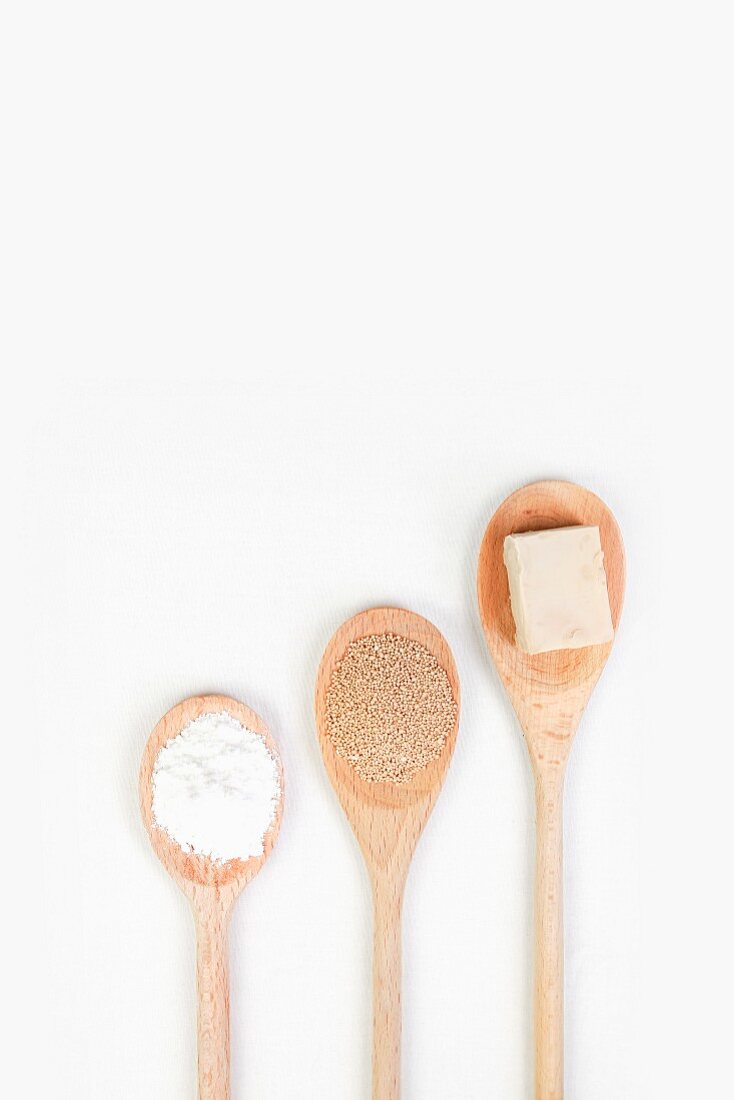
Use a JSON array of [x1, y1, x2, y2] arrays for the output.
[[315, 608, 460, 1100], [139, 694, 283, 1100]]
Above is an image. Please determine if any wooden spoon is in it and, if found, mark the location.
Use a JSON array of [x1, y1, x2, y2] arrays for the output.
[[315, 607, 460, 1100], [477, 481, 625, 1100], [139, 693, 284, 1100]]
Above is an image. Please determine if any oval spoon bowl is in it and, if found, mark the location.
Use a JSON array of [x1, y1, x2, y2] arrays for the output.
[[139, 693, 283, 897], [478, 479, 625, 737], [316, 606, 460, 847]]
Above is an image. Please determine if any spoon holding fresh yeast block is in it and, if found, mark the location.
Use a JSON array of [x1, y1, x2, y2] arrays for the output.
[[315, 608, 460, 1100], [477, 481, 625, 1100], [140, 694, 284, 1100]]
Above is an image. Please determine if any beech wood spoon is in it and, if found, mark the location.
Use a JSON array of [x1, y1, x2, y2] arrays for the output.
[[477, 480, 625, 1100], [315, 607, 460, 1100], [139, 693, 284, 1100]]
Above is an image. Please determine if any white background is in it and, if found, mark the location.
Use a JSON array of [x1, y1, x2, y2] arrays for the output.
[[3, 2, 732, 1098]]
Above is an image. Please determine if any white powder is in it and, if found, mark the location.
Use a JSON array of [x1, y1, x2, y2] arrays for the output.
[[152, 711, 281, 863]]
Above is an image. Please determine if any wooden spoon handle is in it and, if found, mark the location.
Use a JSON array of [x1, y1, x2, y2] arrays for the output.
[[372, 872, 405, 1100], [534, 771, 565, 1100], [193, 892, 232, 1100]]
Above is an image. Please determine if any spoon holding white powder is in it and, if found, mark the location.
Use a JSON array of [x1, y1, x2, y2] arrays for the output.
[[151, 710, 281, 864]]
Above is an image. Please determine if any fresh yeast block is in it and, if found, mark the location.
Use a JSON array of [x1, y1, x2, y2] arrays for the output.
[[503, 525, 614, 655]]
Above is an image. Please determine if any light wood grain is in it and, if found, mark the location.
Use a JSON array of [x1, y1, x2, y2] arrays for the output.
[[477, 481, 625, 1100], [139, 694, 284, 1100], [315, 608, 460, 1100]]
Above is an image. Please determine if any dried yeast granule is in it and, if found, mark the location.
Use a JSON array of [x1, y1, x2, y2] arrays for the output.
[[325, 632, 457, 784]]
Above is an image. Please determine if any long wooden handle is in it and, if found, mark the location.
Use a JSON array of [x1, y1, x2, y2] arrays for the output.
[[534, 771, 565, 1100], [371, 871, 405, 1100], [193, 893, 232, 1100]]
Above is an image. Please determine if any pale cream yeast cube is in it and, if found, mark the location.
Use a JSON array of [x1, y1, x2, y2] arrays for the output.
[[503, 525, 614, 655]]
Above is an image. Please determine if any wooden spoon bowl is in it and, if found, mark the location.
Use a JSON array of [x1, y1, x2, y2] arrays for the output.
[[139, 693, 284, 1100], [315, 607, 460, 1100], [477, 480, 625, 1100], [478, 480, 625, 710]]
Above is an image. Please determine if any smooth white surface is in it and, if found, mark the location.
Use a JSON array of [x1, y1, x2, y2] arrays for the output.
[[3, 1, 732, 1097]]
